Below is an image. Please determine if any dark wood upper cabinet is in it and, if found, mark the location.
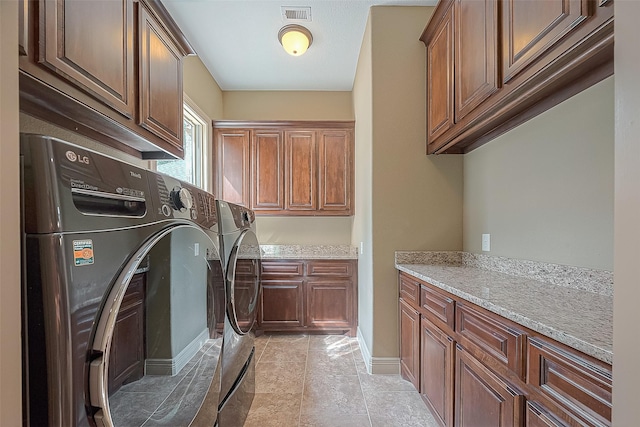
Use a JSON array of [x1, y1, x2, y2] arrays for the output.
[[285, 130, 317, 212], [213, 129, 250, 207], [251, 130, 285, 211], [502, 0, 591, 83], [213, 121, 354, 216], [427, 2, 455, 145], [138, 2, 184, 149], [454, 0, 499, 122], [20, 0, 194, 159], [318, 129, 353, 214], [421, 0, 613, 154], [38, 0, 135, 119]]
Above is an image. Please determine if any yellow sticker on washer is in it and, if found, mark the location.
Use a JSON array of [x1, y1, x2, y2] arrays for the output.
[[73, 239, 94, 266]]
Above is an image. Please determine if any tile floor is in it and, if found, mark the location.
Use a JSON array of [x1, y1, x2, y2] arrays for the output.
[[244, 334, 439, 427]]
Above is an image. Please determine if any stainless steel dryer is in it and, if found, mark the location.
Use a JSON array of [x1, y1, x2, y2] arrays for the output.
[[216, 201, 261, 426], [21, 134, 226, 427]]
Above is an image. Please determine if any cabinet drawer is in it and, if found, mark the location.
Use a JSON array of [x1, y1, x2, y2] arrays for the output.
[[421, 284, 454, 332], [399, 273, 421, 308], [456, 302, 526, 379], [261, 261, 304, 276], [527, 337, 612, 426], [306, 261, 353, 277]]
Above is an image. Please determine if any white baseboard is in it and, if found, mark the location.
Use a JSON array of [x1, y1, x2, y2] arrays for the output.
[[356, 327, 400, 375], [145, 328, 210, 376]]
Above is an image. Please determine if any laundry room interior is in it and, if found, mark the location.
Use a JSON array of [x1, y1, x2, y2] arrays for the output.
[[2, 0, 639, 426]]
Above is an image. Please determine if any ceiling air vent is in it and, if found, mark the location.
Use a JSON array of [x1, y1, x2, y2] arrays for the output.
[[281, 6, 312, 22]]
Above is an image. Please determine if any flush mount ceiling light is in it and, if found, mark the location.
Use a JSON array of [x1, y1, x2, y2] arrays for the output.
[[278, 24, 313, 56]]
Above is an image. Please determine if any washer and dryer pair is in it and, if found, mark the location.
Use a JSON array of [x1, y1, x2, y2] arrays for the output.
[[21, 134, 260, 427]]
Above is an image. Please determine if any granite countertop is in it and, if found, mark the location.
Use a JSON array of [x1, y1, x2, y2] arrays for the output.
[[260, 244, 358, 260], [395, 252, 613, 364]]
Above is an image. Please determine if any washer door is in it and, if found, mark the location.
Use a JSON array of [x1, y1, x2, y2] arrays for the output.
[[226, 230, 261, 335], [88, 224, 225, 427]]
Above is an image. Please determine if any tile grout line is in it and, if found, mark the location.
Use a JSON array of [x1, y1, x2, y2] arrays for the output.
[[353, 339, 374, 427], [297, 336, 310, 427]]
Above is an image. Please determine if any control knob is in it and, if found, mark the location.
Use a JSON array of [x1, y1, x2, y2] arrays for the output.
[[170, 187, 193, 211]]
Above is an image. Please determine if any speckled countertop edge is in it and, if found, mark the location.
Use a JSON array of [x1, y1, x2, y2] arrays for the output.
[[395, 262, 613, 365], [260, 244, 358, 259]]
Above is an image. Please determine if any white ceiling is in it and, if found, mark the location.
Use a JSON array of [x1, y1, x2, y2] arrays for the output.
[[163, 0, 438, 91]]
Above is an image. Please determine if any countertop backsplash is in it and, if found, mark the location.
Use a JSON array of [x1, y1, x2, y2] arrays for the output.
[[395, 251, 612, 297], [260, 244, 358, 259]]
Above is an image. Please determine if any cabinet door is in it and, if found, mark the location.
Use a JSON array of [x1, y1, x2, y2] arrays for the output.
[[259, 279, 304, 329], [108, 273, 145, 395], [39, 0, 135, 118], [251, 130, 284, 211], [502, 0, 590, 83], [455, 344, 524, 427], [285, 131, 316, 211], [421, 317, 455, 427], [454, 0, 499, 122], [399, 298, 421, 390], [138, 3, 184, 150], [427, 2, 455, 150], [318, 129, 353, 214], [305, 279, 354, 330], [214, 129, 250, 207]]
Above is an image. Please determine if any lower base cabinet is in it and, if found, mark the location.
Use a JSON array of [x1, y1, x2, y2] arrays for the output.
[[455, 344, 524, 427], [257, 259, 357, 336], [400, 298, 421, 390], [398, 271, 612, 427], [108, 272, 146, 395], [421, 317, 454, 427]]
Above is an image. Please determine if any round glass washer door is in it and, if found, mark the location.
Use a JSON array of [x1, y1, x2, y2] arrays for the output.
[[88, 224, 225, 427], [226, 229, 261, 335]]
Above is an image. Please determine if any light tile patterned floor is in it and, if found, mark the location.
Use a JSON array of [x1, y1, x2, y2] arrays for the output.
[[244, 334, 439, 427]]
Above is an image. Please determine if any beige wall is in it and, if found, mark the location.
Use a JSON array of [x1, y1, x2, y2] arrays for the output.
[[613, 0, 640, 423], [223, 91, 354, 121], [183, 56, 223, 120], [221, 90, 355, 244], [463, 77, 614, 271], [352, 11, 375, 355], [353, 6, 464, 364], [1, 0, 22, 423]]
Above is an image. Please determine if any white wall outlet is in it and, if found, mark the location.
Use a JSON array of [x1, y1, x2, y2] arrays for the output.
[[194, 243, 200, 257], [360, 241, 364, 255], [481, 234, 491, 252]]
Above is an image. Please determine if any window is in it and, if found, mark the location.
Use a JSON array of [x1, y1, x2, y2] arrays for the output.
[[155, 96, 210, 190]]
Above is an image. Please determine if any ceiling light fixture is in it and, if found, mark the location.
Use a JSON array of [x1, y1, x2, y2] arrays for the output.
[[278, 24, 313, 56]]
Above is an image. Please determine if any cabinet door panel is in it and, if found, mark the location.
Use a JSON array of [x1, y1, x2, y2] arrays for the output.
[[306, 280, 353, 329], [285, 131, 316, 211], [259, 279, 304, 328], [252, 130, 284, 211], [421, 317, 454, 427], [427, 2, 455, 148], [527, 337, 612, 426], [139, 4, 183, 149], [455, 345, 524, 427], [502, 0, 591, 82], [455, 0, 499, 121], [40, 0, 135, 118], [400, 298, 421, 390], [318, 130, 353, 213], [214, 129, 250, 207]]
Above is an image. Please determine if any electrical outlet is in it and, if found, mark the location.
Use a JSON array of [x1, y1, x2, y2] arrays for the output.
[[194, 243, 199, 256], [360, 242, 364, 255], [482, 234, 490, 252]]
